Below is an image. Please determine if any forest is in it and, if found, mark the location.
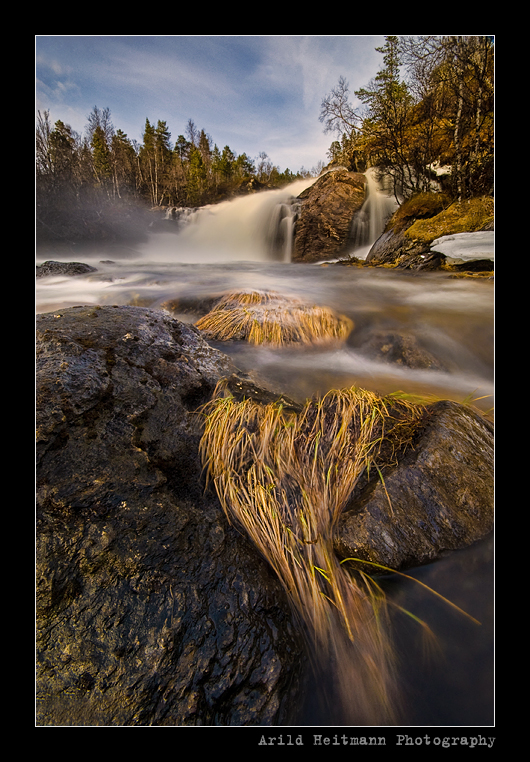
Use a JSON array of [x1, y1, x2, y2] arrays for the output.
[[35, 35, 493, 243], [320, 35, 494, 201]]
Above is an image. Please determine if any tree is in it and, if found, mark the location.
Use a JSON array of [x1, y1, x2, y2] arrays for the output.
[[434, 36, 494, 198], [185, 118, 200, 148], [234, 152, 255, 178], [218, 145, 236, 182], [256, 151, 273, 182], [186, 146, 207, 205], [110, 129, 138, 199], [48, 119, 80, 193], [321, 36, 493, 201], [86, 106, 114, 148], [355, 36, 418, 196], [36, 110, 53, 179], [91, 124, 112, 192], [138, 118, 173, 205], [319, 75, 362, 138], [397, 35, 494, 198]]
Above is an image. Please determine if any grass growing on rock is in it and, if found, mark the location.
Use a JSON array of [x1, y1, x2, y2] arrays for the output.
[[195, 290, 353, 348], [199, 380, 425, 724], [405, 196, 494, 244]]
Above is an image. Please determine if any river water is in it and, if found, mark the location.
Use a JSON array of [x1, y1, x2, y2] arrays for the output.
[[35, 179, 494, 728]]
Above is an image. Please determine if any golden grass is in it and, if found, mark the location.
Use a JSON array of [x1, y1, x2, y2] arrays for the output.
[[405, 197, 494, 244], [195, 290, 353, 347], [199, 380, 424, 724]]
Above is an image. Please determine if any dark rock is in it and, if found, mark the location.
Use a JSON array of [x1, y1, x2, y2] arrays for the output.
[[36, 260, 98, 278], [335, 400, 494, 571], [293, 170, 366, 262], [352, 328, 446, 371], [447, 258, 494, 273], [366, 229, 435, 269], [36, 305, 303, 727]]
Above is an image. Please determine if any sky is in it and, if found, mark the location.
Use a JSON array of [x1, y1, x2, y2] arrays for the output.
[[35, 35, 388, 174]]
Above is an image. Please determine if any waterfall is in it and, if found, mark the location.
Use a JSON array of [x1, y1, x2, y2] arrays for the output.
[[149, 178, 314, 264], [151, 169, 399, 265], [349, 168, 400, 259]]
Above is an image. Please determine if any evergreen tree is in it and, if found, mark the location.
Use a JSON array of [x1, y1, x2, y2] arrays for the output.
[[139, 118, 173, 205], [110, 129, 138, 198], [218, 145, 236, 182], [91, 124, 112, 193], [186, 146, 207, 205], [235, 152, 255, 178], [155, 120, 173, 205], [355, 35, 417, 196], [48, 119, 80, 195]]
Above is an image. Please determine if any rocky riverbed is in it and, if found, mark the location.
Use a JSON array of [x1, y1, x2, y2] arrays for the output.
[[36, 303, 493, 726]]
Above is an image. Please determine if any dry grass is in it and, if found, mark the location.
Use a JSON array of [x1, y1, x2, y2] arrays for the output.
[[195, 290, 353, 347], [199, 380, 424, 724]]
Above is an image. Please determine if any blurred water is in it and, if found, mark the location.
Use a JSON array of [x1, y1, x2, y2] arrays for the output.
[[36, 253, 494, 414]]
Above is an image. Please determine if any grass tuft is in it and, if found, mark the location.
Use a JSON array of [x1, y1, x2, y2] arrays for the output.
[[199, 380, 425, 723], [195, 290, 353, 347]]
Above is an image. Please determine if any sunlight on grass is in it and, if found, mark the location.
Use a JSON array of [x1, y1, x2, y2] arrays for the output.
[[199, 380, 426, 724], [195, 289, 353, 347]]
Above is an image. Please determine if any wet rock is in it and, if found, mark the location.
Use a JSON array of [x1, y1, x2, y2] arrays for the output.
[[335, 400, 494, 571], [36, 305, 494, 726], [36, 305, 303, 727], [293, 170, 366, 262], [366, 230, 434, 268], [36, 260, 98, 278], [352, 328, 446, 371]]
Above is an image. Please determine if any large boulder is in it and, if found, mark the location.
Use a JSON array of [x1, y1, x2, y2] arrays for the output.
[[293, 169, 366, 262], [36, 305, 303, 727], [36, 260, 98, 278]]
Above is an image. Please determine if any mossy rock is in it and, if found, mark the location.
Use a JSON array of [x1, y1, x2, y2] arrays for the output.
[[405, 197, 494, 244], [389, 192, 452, 234]]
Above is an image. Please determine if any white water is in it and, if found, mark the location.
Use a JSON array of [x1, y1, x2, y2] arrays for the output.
[[142, 177, 314, 264], [347, 167, 400, 259]]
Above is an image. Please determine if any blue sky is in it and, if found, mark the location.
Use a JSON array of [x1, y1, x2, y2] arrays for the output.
[[35, 35, 387, 174]]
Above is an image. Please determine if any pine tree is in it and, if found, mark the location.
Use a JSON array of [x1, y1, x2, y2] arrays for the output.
[[110, 129, 137, 198], [355, 35, 417, 195], [91, 125, 112, 193]]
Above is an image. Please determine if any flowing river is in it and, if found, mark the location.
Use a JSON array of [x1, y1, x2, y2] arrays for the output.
[[36, 177, 494, 727]]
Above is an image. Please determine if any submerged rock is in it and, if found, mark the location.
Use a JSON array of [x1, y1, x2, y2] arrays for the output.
[[351, 328, 447, 371]]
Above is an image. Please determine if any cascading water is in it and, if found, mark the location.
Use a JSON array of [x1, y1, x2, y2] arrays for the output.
[[348, 167, 400, 259], [147, 178, 313, 264], [152, 168, 396, 265]]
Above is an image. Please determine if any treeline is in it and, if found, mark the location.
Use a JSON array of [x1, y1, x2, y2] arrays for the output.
[[320, 35, 494, 201], [36, 107, 311, 214]]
